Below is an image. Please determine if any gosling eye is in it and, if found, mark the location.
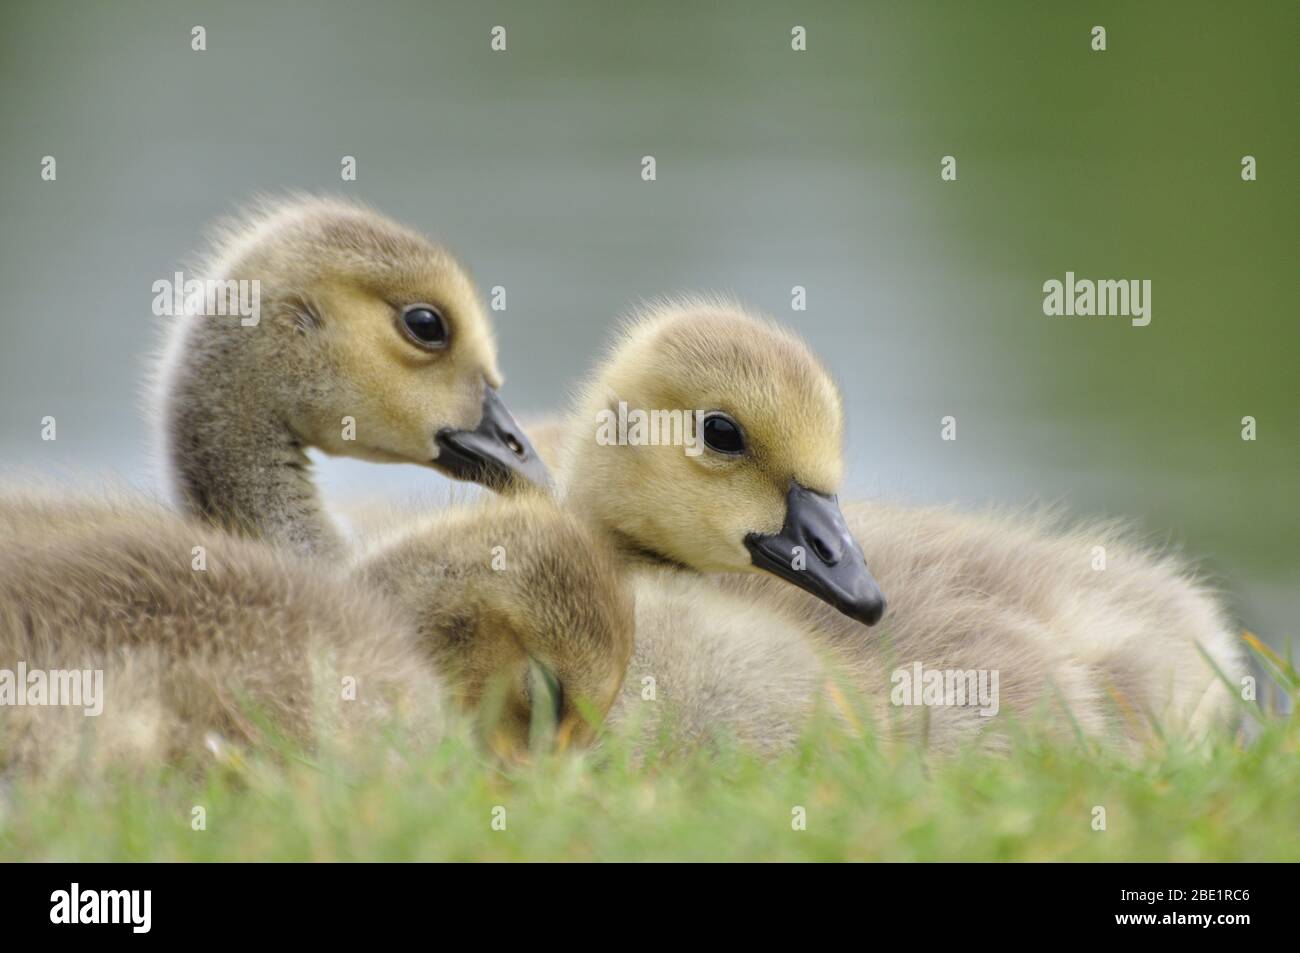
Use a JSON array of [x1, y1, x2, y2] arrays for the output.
[[552, 678, 566, 723], [399, 304, 449, 350], [533, 663, 564, 723], [701, 412, 746, 455]]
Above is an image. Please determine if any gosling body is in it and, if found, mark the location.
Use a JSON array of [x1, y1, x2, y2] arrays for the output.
[[543, 299, 1243, 754], [0, 491, 631, 777]]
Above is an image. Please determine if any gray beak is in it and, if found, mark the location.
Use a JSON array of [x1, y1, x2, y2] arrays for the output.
[[744, 482, 886, 627], [434, 385, 552, 492]]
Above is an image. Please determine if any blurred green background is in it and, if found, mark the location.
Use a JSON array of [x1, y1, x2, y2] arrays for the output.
[[1, 1, 1295, 647]]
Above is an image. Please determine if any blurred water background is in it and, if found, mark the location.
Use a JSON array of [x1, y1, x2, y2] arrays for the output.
[[1, 1, 1295, 653]]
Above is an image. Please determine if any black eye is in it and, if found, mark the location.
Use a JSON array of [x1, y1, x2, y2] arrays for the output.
[[702, 412, 746, 455], [552, 678, 565, 723], [400, 305, 448, 348], [538, 664, 564, 722], [526, 662, 564, 725]]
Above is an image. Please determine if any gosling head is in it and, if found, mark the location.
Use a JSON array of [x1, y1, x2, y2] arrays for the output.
[[561, 297, 885, 627], [358, 495, 635, 758], [164, 195, 548, 494]]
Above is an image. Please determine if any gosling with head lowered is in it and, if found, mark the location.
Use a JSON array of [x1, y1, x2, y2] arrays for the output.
[[0, 491, 633, 778]]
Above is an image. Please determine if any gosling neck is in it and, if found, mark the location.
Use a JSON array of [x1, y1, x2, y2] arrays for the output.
[[558, 458, 685, 574], [162, 327, 343, 558]]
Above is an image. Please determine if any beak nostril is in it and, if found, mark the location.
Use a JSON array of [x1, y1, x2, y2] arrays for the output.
[[810, 536, 836, 565], [504, 434, 524, 457], [747, 482, 882, 627]]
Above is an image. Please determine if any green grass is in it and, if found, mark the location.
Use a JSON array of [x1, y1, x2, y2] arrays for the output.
[[2, 638, 1296, 862]]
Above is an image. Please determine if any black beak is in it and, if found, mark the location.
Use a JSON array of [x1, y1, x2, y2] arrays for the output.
[[434, 385, 552, 492], [744, 482, 886, 627]]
